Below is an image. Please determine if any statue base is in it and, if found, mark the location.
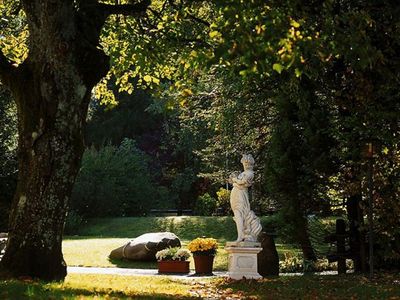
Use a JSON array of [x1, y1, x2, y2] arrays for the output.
[[226, 241, 261, 248], [225, 243, 262, 280]]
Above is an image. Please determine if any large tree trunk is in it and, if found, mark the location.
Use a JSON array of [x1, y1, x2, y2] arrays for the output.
[[0, 0, 109, 280], [1, 83, 86, 279]]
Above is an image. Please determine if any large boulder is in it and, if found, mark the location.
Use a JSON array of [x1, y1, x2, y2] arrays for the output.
[[109, 232, 181, 261]]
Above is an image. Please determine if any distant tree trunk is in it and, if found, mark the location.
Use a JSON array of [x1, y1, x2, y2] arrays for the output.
[[347, 192, 367, 273], [296, 215, 317, 261]]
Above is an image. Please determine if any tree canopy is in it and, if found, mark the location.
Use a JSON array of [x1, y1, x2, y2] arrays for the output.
[[0, 0, 399, 280]]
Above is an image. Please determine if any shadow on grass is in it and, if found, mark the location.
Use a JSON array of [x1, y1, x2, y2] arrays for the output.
[[107, 257, 158, 269], [215, 273, 400, 300], [0, 280, 195, 300]]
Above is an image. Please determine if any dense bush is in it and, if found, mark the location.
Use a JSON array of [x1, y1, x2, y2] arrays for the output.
[[64, 210, 86, 235], [216, 188, 231, 215], [279, 252, 353, 273], [70, 139, 157, 218], [194, 193, 217, 216]]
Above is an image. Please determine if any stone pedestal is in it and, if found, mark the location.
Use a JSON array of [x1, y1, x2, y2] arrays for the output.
[[225, 243, 262, 280]]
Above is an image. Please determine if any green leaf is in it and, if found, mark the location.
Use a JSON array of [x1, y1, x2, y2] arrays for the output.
[[273, 63, 284, 74]]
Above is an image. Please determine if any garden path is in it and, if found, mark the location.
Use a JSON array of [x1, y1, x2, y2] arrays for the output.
[[68, 266, 226, 279], [68, 266, 340, 279]]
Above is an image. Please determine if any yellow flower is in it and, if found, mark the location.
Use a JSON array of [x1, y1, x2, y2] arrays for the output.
[[187, 238, 218, 254]]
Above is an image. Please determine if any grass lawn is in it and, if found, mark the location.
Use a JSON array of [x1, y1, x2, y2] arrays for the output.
[[3, 217, 398, 299], [63, 238, 228, 271], [74, 216, 238, 241], [63, 216, 298, 271], [0, 273, 197, 299], [213, 273, 400, 299], [1, 273, 399, 299]]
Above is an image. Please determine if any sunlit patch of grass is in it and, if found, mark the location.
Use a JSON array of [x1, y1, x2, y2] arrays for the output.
[[63, 237, 158, 269], [63, 238, 126, 267], [63, 238, 228, 271], [0, 274, 199, 299], [275, 243, 302, 260], [2, 272, 399, 300], [62, 216, 308, 271], [63, 216, 240, 271], [62, 274, 194, 298]]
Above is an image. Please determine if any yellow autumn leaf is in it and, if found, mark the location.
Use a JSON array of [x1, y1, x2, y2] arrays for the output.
[[209, 31, 221, 39], [143, 75, 152, 82], [180, 89, 193, 97], [290, 19, 300, 28]]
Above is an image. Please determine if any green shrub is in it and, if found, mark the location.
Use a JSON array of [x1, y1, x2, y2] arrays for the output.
[[260, 213, 283, 235], [216, 188, 231, 215], [279, 252, 354, 273], [64, 210, 86, 235], [70, 139, 156, 218], [194, 193, 217, 216]]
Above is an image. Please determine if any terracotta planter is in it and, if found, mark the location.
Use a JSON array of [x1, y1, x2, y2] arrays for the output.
[[193, 255, 214, 275], [158, 260, 190, 274]]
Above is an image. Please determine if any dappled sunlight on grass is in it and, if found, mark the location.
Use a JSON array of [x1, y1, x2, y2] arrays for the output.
[[63, 237, 158, 269], [0, 274, 197, 299], [62, 216, 332, 272], [2, 272, 399, 300], [214, 273, 400, 299], [63, 216, 237, 271], [275, 243, 302, 259], [63, 274, 194, 298], [63, 237, 228, 271]]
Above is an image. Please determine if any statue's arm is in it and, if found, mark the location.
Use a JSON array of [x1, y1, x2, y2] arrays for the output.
[[232, 173, 253, 186]]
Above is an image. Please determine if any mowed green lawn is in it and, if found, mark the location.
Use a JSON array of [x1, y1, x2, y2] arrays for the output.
[[62, 216, 297, 271], [63, 237, 229, 271], [63, 216, 236, 271], [1, 272, 400, 299], [2, 217, 399, 299]]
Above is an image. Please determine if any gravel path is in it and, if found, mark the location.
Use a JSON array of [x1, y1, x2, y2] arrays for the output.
[[68, 266, 227, 279], [67, 266, 341, 279]]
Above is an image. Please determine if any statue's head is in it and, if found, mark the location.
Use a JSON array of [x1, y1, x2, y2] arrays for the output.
[[241, 154, 255, 169]]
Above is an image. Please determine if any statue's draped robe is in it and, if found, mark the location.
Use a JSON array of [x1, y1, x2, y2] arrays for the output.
[[230, 170, 262, 241]]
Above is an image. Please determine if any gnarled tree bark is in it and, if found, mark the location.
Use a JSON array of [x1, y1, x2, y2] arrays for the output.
[[0, 0, 150, 280]]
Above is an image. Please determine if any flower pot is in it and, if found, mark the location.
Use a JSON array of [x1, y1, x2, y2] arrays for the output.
[[158, 260, 190, 274], [193, 255, 214, 275]]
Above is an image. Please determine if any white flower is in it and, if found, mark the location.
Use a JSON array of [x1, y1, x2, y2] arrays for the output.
[[155, 249, 169, 261], [155, 247, 191, 261], [175, 249, 190, 260]]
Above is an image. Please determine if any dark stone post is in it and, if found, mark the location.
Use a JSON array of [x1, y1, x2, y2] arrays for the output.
[[257, 232, 279, 276]]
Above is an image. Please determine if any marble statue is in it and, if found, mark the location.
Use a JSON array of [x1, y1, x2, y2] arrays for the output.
[[229, 154, 262, 243]]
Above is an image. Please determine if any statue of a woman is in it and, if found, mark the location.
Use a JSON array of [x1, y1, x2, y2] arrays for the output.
[[229, 154, 262, 243]]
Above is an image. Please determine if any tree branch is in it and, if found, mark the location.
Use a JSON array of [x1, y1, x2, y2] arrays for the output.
[[185, 12, 210, 27], [99, 0, 152, 17]]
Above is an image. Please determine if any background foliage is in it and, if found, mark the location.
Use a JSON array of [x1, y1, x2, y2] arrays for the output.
[[0, 0, 399, 268]]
